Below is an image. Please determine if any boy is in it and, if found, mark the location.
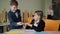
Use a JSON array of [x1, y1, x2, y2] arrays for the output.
[[8, 0, 23, 30]]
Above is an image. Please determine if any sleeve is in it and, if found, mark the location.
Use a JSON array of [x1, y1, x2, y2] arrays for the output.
[[37, 21, 45, 31], [32, 20, 45, 31], [8, 13, 18, 27], [25, 19, 34, 29]]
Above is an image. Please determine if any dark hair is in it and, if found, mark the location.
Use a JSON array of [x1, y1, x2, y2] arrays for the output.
[[35, 10, 43, 19], [10, 0, 18, 6]]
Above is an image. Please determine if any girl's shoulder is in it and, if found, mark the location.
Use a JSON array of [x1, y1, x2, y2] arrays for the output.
[[40, 19, 45, 24]]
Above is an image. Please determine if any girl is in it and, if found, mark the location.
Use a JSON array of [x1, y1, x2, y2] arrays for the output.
[[26, 10, 45, 32]]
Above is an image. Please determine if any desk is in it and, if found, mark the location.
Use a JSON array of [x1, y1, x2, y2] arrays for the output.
[[3, 29, 60, 34]]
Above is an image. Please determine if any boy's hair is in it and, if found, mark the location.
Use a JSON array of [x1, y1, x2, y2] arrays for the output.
[[10, 0, 18, 6], [35, 10, 43, 19]]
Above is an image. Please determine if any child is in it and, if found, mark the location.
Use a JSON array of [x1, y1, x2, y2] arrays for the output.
[[8, 0, 23, 30], [47, 6, 54, 19], [26, 10, 45, 32]]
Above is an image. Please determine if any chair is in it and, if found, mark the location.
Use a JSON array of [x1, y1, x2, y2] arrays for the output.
[[23, 10, 28, 23], [44, 19, 59, 31]]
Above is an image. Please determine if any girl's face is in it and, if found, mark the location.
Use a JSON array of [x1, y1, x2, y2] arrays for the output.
[[10, 5, 17, 12], [33, 13, 40, 21]]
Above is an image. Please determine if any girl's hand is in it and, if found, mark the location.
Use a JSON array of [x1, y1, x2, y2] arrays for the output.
[[25, 23, 32, 27]]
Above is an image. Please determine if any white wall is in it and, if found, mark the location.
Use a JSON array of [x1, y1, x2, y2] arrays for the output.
[[0, 0, 52, 17], [0, 0, 42, 12]]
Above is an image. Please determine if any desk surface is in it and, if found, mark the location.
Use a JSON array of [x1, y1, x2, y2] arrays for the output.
[[3, 29, 60, 34]]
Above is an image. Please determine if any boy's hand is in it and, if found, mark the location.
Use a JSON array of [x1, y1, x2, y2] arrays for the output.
[[17, 22, 23, 25]]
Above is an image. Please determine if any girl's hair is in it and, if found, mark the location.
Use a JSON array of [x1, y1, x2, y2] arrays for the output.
[[35, 10, 43, 19], [10, 0, 18, 6]]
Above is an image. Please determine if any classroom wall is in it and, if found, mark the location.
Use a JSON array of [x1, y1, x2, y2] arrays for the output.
[[0, 0, 52, 17]]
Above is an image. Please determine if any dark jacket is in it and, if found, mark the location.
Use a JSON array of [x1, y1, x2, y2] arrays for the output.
[[8, 9, 22, 30], [26, 19, 45, 32]]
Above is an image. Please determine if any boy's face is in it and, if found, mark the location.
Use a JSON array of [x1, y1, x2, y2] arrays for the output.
[[34, 13, 40, 21], [10, 5, 17, 12]]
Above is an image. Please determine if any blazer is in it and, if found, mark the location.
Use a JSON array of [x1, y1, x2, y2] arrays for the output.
[[26, 19, 45, 32], [8, 9, 22, 30]]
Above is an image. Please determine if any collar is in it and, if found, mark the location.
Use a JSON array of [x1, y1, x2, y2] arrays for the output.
[[10, 9, 17, 13], [34, 19, 40, 23]]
